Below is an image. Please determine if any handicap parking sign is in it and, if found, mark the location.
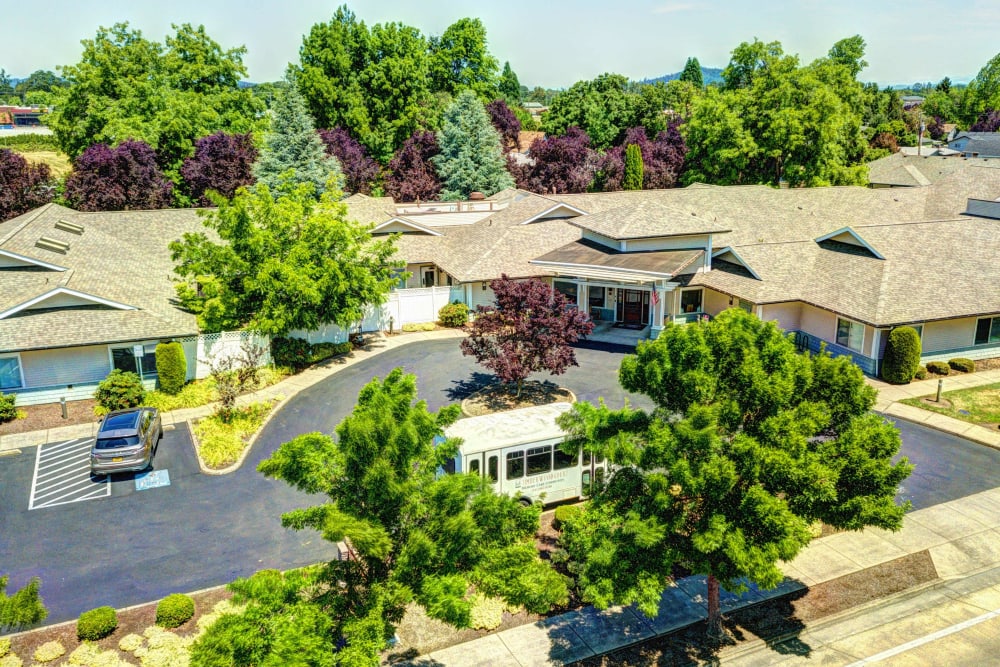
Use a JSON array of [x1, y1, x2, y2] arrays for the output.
[[135, 469, 170, 491]]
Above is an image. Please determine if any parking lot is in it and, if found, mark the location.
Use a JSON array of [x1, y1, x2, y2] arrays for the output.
[[28, 437, 110, 510]]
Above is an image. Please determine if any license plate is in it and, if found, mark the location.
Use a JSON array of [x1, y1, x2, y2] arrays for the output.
[[112, 457, 123, 462]]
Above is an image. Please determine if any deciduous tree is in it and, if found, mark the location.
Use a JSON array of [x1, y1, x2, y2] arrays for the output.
[[557, 309, 912, 638], [190, 369, 567, 666], [970, 109, 1000, 132], [461, 275, 594, 396], [543, 73, 638, 150], [170, 180, 399, 335], [385, 130, 442, 202], [0, 149, 54, 221], [64, 140, 173, 211], [318, 127, 380, 195], [962, 50, 1000, 124], [0, 575, 48, 632], [433, 90, 514, 200], [429, 17, 500, 99], [511, 126, 596, 194], [180, 131, 257, 206], [485, 99, 521, 152]]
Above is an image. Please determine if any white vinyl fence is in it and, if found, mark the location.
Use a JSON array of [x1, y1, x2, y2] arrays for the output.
[[177, 331, 272, 380]]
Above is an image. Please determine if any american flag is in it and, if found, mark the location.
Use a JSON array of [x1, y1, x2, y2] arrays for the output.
[[650, 289, 659, 306]]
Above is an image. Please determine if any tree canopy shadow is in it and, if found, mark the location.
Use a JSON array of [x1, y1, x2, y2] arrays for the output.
[[444, 371, 497, 401]]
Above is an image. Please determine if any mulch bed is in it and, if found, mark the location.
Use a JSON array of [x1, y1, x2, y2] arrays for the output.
[[0, 398, 98, 436], [5, 586, 232, 665], [462, 380, 574, 417], [571, 550, 938, 666]]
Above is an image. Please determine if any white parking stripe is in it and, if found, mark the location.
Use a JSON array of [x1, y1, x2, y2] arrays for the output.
[[844, 607, 1000, 665], [29, 439, 109, 510]]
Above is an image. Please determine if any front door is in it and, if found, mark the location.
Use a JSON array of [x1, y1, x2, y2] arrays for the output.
[[617, 289, 649, 324]]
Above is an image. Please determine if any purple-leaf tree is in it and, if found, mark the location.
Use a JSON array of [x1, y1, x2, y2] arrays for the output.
[[460, 275, 594, 396], [970, 110, 1000, 133], [317, 127, 380, 195], [180, 131, 257, 206], [385, 131, 442, 202], [64, 140, 173, 211], [599, 124, 687, 191], [0, 149, 54, 221], [515, 126, 597, 194], [926, 116, 947, 141], [486, 99, 521, 152]]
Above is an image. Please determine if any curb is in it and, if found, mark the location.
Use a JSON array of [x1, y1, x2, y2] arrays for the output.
[[190, 393, 287, 476], [460, 386, 577, 417], [881, 404, 1000, 452]]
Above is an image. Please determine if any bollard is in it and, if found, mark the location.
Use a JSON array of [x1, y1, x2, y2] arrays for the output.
[[935, 378, 943, 403], [61, 396, 68, 419]]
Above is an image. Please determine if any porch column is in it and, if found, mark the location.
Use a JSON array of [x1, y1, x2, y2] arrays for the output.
[[577, 283, 587, 313], [650, 282, 667, 338]]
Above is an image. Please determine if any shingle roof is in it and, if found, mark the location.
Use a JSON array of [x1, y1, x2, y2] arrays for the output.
[[867, 154, 1000, 187]]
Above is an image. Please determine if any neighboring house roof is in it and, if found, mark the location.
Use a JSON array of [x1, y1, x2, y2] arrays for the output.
[[956, 135, 1000, 157], [867, 154, 1000, 187], [0, 204, 203, 352], [518, 131, 545, 152]]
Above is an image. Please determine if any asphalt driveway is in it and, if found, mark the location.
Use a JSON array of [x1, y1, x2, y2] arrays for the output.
[[0, 338, 997, 624]]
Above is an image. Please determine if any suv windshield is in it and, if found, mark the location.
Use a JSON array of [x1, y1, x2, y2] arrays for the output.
[[95, 436, 141, 449]]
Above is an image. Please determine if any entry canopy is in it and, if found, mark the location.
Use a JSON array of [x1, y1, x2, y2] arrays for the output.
[[531, 238, 703, 284]]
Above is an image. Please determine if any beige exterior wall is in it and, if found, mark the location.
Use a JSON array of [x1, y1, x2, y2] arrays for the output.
[[403, 263, 448, 288], [702, 288, 731, 316], [20, 344, 110, 388], [922, 317, 977, 353], [799, 303, 840, 342], [469, 282, 495, 310], [622, 234, 710, 252], [863, 323, 876, 357], [761, 302, 802, 332]]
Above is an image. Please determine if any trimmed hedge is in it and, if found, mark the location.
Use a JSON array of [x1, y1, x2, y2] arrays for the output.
[[926, 361, 950, 375], [155, 593, 195, 628], [914, 365, 928, 380], [94, 369, 145, 411], [271, 337, 352, 370], [77, 606, 117, 641], [881, 326, 922, 384], [553, 504, 583, 530], [0, 394, 17, 424], [949, 357, 975, 373], [155, 342, 187, 395], [438, 302, 469, 327]]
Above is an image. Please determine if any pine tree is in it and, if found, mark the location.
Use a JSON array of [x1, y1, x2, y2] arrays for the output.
[[680, 56, 704, 88], [499, 61, 521, 103], [623, 143, 644, 190], [433, 90, 514, 200], [253, 74, 343, 197]]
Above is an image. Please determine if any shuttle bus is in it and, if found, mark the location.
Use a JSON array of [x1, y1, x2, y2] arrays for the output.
[[444, 403, 608, 506]]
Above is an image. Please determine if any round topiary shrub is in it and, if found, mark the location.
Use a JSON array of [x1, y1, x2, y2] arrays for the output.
[[914, 365, 928, 380], [949, 357, 975, 373], [438, 302, 470, 328], [155, 593, 195, 628], [881, 326, 921, 384], [32, 640, 65, 663], [94, 369, 145, 411], [155, 341, 187, 395], [927, 361, 950, 375], [77, 606, 118, 641]]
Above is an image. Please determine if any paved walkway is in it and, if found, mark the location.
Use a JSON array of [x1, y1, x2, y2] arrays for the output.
[[869, 369, 1000, 450], [0, 329, 466, 454]]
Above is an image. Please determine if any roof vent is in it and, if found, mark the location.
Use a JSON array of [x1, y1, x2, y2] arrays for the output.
[[54, 219, 85, 235], [35, 236, 70, 254], [469, 191, 485, 201]]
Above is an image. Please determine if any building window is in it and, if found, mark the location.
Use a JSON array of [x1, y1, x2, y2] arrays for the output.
[[554, 281, 577, 302], [836, 318, 864, 352], [681, 289, 703, 313], [111, 344, 158, 380], [421, 267, 435, 288], [588, 286, 605, 310], [0, 354, 23, 390], [738, 299, 753, 313], [975, 317, 1000, 345]]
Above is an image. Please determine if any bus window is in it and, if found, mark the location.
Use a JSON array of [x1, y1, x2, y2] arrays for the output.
[[553, 447, 577, 470], [595, 467, 605, 488], [582, 470, 592, 496], [443, 457, 457, 475], [488, 456, 498, 482], [469, 459, 480, 475], [527, 445, 552, 476], [582, 451, 592, 466], [596, 454, 605, 464], [506, 451, 525, 479]]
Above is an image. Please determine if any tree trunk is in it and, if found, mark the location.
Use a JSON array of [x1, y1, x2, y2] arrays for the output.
[[706, 574, 723, 639]]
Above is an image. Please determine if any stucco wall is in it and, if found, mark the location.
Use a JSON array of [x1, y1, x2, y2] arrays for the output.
[[20, 345, 110, 388], [761, 302, 802, 332], [702, 288, 731, 316], [799, 304, 840, 342], [922, 317, 976, 353]]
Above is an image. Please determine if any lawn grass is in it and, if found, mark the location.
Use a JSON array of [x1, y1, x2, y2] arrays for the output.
[[900, 381, 1000, 425], [12, 149, 72, 177], [194, 402, 272, 469]]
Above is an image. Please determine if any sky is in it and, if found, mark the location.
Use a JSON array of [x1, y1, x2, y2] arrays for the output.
[[3, 0, 999, 88]]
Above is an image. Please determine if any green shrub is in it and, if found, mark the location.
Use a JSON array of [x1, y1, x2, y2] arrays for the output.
[[154, 342, 187, 395], [0, 394, 17, 424], [402, 322, 436, 332], [949, 357, 975, 373], [77, 606, 118, 641], [309, 341, 352, 363], [926, 361, 950, 375], [0, 654, 20, 667], [94, 369, 145, 411], [155, 593, 195, 628], [469, 593, 505, 630], [33, 640, 65, 663], [438, 302, 470, 327], [195, 402, 271, 468], [881, 326, 922, 384], [914, 365, 928, 380], [0, 575, 48, 632], [553, 504, 583, 530], [0, 637, 9, 657], [270, 337, 312, 369]]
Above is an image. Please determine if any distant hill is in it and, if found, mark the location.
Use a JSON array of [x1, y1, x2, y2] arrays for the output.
[[640, 67, 724, 86]]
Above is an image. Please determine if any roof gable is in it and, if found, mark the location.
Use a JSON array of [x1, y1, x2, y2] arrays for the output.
[[711, 247, 762, 280], [0, 248, 67, 271], [371, 217, 442, 236], [0, 287, 137, 320], [520, 203, 589, 224], [814, 227, 885, 259]]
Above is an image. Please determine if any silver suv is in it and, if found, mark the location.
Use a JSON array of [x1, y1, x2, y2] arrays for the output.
[[90, 407, 162, 475]]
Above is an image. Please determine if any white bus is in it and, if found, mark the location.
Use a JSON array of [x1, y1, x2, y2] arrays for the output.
[[444, 403, 608, 506]]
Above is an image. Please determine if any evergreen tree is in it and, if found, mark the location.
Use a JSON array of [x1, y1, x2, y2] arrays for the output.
[[623, 143, 644, 190], [499, 61, 521, 103], [0, 575, 48, 632], [254, 75, 343, 197], [558, 309, 912, 638], [680, 56, 704, 88], [433, 90, 514, 200]]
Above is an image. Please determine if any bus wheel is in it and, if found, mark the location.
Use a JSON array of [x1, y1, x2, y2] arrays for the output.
[[518, 497, 532, 507]]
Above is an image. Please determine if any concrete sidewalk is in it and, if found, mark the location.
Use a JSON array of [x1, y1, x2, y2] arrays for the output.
[[868, 369, 1000, 450], [0, 329, 467, 454], [399, 486, 1000, 667]]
